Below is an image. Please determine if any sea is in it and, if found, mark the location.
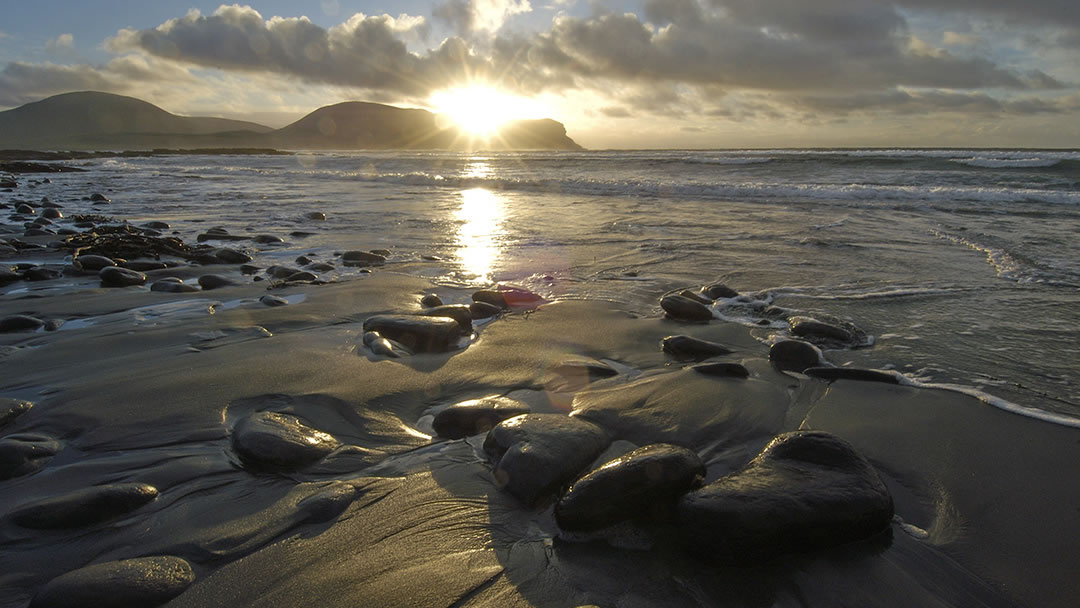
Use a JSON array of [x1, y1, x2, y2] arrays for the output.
[[16, 148, 1080, 424]]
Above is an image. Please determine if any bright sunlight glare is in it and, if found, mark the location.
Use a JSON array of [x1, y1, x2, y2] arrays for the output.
[[431, 86, 545, 137]]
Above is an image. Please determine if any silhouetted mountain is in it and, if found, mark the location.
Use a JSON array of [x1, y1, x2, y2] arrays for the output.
[[0, 92, 583, 151]]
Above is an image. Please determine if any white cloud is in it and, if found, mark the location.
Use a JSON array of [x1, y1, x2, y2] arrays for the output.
[[943, 31, 979, 46], [46, 33, 74, 54], [433, 0, 532, 35]]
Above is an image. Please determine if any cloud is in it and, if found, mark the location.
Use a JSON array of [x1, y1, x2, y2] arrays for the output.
[[46, 33, 75, 55], [0, 30, 10, 40], [433, 0, 532, 35], [943, 31, 979, 46], [0, 57, 204, 108]]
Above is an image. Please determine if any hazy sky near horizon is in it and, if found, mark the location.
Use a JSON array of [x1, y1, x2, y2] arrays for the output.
[[1, 1, 1078, 148]]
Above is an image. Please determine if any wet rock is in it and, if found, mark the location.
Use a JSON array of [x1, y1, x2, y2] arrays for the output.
[[484, 414, 610, 506], [259, 294, 289, 307], [341, 250, 386, 265], [661, 335, 735, 361], [23, 228, 55, 237], [231, 411, 341, 470], [0, 398, 33, 427], [433, 396, 531, 440], [266, 265, 301, 279], [43, 319, 64, 332], [121, 261, 169, 272], [471, 290, 507, 309], [15, 204, 34, 214], [30, 556, 195, 608], [150, 279, 199, 293], [73, 254, 116, 272], [197, 274, 237, 290], [361, 331, 409, 358], [196, 228, 247, 242], [370, 248, 391, 257], [89, 192, 110, 202], [0, 267, 22, 284], [297, 482, 357, 523], [0, 433, 61, 479], [215, 248, 252, 264], [308, 262, 335, 272], [789, 316, 854, 345], [143, 221, 170, 230], [304, 211, 326, 221], [420, 293, 443, 308], [769, 339, 826, 373], [702, 283, 739, 299], [285, 271, 317, 282], [361, 315, 465, 353], [677, 431, 894, 562], [418, 304, 473, 332], [690, 361, 750, 379], [9, 483, 159, 529], [0, 315, 45, 332], [469, 301, 503, 319], [40, 208, 62, 220], [295, 255, 312, 266], [804, 367, 900, 385], [240, 264, 260, 275], [660, 294, 713, 322], [23, 266, 62, 281], [678, 290, 714, 305], [100, 266, 147, 287], [556, 443, 705, 531], [253, 234, 284, 244]]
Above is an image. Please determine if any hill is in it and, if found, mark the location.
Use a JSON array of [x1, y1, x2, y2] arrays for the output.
[[0, 92, 583, 151]]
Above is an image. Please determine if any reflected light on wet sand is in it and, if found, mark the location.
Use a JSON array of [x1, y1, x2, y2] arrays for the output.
[[455, 187, 505, 283]]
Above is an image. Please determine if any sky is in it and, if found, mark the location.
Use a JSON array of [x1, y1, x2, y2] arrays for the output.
[[1, 0, 1079, 148]]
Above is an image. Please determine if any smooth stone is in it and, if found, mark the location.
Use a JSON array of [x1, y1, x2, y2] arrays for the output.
[[679, 289, 714, 305], [144, 220, 170, 230], [259, 294, 289, 307], [9, 483, 159, 529], [74, 254, 116, 271], [471, 290, 507, 309], [469, 301, 503, 319], [661, 335, 735, 361], [30, 556, 195, 608], [40, 208, 62, 219], [660, 294, 713, 322], [253, 234, 284, 244], [0, 315, 44, 332], [0, 398, 33, 427], [370, 248, 391, 257], [789, 316, 855, 344], [89, 192, 110, 202], [295, 255, 312, 266], [804, 367, 901, 385], [361, 315, 465, 353], [297, 482, 358, 523], [197, 274, 237, 290], [691, 361, 750, 378], [215, 248, 253, 264], [420, 293, 443, 308], [341, 250, 386, 265], [285, 271, 317, 282], [266, 265, 301, 279], [16, 204, 34, 214], [150, 280, 199, 293], [43, 319, 64, 332], [418, 304, 473, 332], [23, 266, 62, 281], [23, 228, 55, 237], [0, 433, 61, 480], [484, 414, 610, 506], [433, 396, 531, 440], [304, 211, 326, 220], [555, 443, 706, 531], [240, 264, 260, 275], [32, 217, 54, 225], [361, 331, 409, 358], [121, 261, 169, 272], [769, 339, 826, 373], [99, 266, 147, 287], [308, 262, 335, 272], [231, 411, 341, 470], [677, 431, 894, 562], [0, 267, 22, 284], [702, 283, 739, 299]]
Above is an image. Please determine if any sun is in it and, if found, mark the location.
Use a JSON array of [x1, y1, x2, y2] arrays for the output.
[[431, 86, 544, 137]]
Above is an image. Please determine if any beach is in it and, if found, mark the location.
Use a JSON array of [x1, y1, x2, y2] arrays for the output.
[[2, 150, 1080, 607]]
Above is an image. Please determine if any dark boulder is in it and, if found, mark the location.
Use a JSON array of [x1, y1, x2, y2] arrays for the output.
[[150, 280, 199, 293], [556, 443, 705, 531], [660, 294, 713, 322], [30, 556, 195, 608], [0, 433, 61, 479], [677, 431, 894, 562], [266, 265, 301, 279], [418, 304, 473, 332], [678, 290, 714, 305], [215, 248, 253, 264], [0, 267, 22, 285], [9, 483, 159, 529], [471, 290, 508, 309], [23, 266, 62, 281], [0, 315, 44, 332], [433, 396, 531, 440], [74, 255, 116, 272], [702, 283, 739, 299], [99, 266, 147, 287], [361, 315, 465, 353], [304, 211, 326, 221], [197, 274, 237, 290], [661, 335, 734, 361], [484, 414, 610, 506], [15, 204, 34, 214], [231, 411, 341, 471], [469, 301, 503, 319], [789, 316, 855, 345], [40, 208, 62, 220], [769, 339, 825, 373]]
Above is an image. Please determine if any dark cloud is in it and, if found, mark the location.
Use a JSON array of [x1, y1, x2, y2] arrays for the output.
[[790, 89, 1077, 116]]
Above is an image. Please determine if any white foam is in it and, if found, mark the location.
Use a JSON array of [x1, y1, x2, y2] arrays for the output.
[[897, 376, 1080, 429], [950, 157, 1062, 169]]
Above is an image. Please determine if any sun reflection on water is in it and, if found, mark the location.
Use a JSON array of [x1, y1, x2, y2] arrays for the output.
[[455, 187, 505, 283]]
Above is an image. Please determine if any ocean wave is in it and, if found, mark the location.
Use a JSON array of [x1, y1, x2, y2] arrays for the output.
[[949, 157, 1062, 168], [899, 377, 1080, 429]]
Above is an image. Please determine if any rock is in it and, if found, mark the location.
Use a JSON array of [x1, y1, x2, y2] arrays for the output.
[[484, 414, 610, 506], [297, 482, 357, 523], [361, 315, 465, 353], [499, 286, 545, 308], [679, 290, 714, 305], [231, 411, 340, 470], [702, 283, 739, 299], [15, 204, 34, 214], [30, 556, 195, 608], [23, 228, 55, 237], [74, 254, 116, 272], [40, 208, 62, 220], [121, 261, 169, 272], [660, 294, 713, 322], [0, 314, 45, 332], [370, 248, 391, 257], [308, 262, 335, 272], [769, 339, 826, 373], [0, 398, 33, 427], [143, 221, 171, 230], [295, 255, 312, 266], [555, 443, 705, 531], [471, 290, 507, 309], [469, 301, 503, 319], [677, 431, 894, 562], [341, 250, 386, 265], [43, 319, 64, 332], [661, 335, 735, 361], [418, 304, 473, 332], [259, 295, 289, 307], [196, 228, 247, 242], [420, 293, 443, 308], [240, 264, 259, 275], [789, 316, 854, 345], [150, 280, 199, 293], [266, 265, 301, 279], [215, 248, 253, 264], [803, 367, 900, 385], [0, 433, 61, 479], [690, 361, 750, 379], [9, 483, 159, 529], [89, 192, 110, 202], [197, 274, 237, 290], [253, 234, 284, 244], [361, 331, 407, 358], [433, 396, 531, 440], [99, 266, 147, 287], [23, 267, 62, 281], [304, 211, 326, 221], [0, 267, 22, 284], [285, 271, 317, 282]]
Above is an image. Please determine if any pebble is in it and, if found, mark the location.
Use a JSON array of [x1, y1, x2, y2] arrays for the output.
[[0, 398, 33, 427], [308, 262, 335, 272], [253, 234, 284, 244], [432, 396, 532, 439], [341, 250, 386, 265], [769, 339, 826, 373], [150, 280, 200, 293], [73, 255, 116, 272], [9, 483, 159, 529], [0, 433, 61, 480], [231, 411, 341, 470], [197, 275, 237, 290], [0, 315, 45, 332], [660, 335, 734, 361], [99, 266, 147, 287], [285, 271, 317, 282], [215, 248, 253, 264], [702, 283, 739, 299], [240, 264, 260, 275], [660, 294, 713, 322], [361, 315, 465, 353], [295, 255, 312, 266], [420, 293, 444, 308], [677, 431, 894, 562], [30, 556, 195, 608], [555, 443, 705, 531]]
